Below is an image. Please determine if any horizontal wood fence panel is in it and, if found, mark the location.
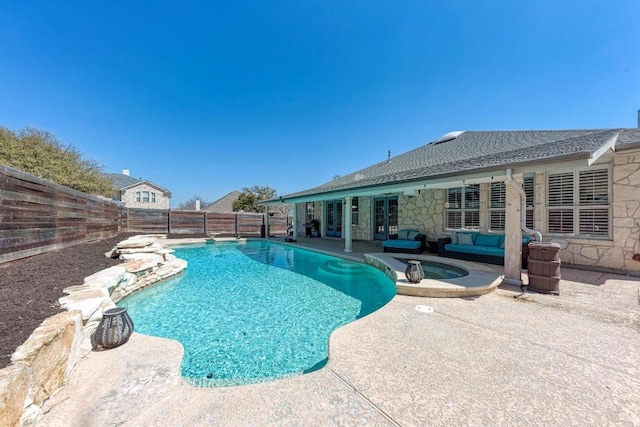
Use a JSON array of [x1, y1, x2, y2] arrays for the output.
[[205, 213, 237, 236], [236, 213, 264, 237], [169, 211, 206, 234], [0, 165, 122, 264], [267, 215, 289, 236], [126, 208, 169, 233], [122, 210, 292, 237]]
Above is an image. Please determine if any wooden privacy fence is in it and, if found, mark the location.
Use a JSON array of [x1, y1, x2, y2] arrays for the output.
[[124, 208, 290, 237], [0, 165, 122, 264], [0, 165, 291, 264]]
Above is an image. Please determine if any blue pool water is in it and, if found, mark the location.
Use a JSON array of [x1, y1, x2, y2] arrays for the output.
[[118, 240, 396, 387]]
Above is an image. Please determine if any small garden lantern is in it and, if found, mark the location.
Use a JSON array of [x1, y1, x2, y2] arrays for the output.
[[405, 260, 424, 283], [92, 307, 134, 350]]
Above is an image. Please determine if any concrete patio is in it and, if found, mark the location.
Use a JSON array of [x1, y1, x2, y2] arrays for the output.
[[39, 238, 640, 426]]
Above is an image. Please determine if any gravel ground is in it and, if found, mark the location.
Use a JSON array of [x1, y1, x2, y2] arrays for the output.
[[0, 235, 130, 368]]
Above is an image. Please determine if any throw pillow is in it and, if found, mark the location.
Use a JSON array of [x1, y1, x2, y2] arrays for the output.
[[407, 230, 420, 240], [397, 230, 409, 240], [457, 233, 474, 245], [450, 233, 458, 244]]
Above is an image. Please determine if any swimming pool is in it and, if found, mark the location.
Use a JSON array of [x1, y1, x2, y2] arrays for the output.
[[118, 240, 396, 387]]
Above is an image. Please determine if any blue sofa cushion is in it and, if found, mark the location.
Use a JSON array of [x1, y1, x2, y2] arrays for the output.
[[475, 233, 502, 247], [397, 230, 410, 239], [499, 235, 531, 248], [445, 244, 504, 257], [383, 239, 422, 250]]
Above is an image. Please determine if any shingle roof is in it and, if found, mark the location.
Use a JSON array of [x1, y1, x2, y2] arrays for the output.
[[104, 173, 171, 195], [281, 128, 639, 200], [204, 191, 242, 213], [105, 173, 141, 190], [617, 128, 640, 146]]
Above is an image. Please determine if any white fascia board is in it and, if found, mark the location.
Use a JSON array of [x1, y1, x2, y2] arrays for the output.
[[588, 133, 618, 166]]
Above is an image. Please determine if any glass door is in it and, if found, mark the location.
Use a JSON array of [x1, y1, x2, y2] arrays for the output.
[[325, 200, 343, 237], [373, 196, 398, 240]]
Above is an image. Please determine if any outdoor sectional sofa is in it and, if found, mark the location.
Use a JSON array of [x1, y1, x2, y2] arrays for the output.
[[382, 229, 426, 254], [437, 231, 531, 267]]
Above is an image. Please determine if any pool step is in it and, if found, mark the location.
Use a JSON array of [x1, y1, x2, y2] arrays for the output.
[[318, 260, 366, 275], [315, 260, 380, 282]]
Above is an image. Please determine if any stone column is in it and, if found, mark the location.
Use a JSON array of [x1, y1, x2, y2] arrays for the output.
[[344, 196, 353, 252], [504, 177, 523, 285], [342, 196, 353, 252], [264, 206, 270, 238], [292, 203, 298, 240], [479, 183, 489, 232]]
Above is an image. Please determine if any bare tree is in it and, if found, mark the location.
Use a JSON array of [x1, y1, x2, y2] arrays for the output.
[[176, 196, 212, 210]]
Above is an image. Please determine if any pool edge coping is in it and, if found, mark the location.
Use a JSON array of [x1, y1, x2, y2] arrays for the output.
[[365, 253, 504, 298]]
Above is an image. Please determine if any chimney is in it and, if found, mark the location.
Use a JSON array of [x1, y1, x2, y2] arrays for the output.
[[637, 109, 639, 128], [195, 198, 201, 211], [122, 168, 130, 176]]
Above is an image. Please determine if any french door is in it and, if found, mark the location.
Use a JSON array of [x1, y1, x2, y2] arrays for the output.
[[325, 200, 343, 237], [373, 197, 398, 240]]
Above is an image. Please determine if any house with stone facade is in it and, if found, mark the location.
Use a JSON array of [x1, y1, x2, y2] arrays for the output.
[[263, 128, 640, 282], [105, 169, 171, 209]]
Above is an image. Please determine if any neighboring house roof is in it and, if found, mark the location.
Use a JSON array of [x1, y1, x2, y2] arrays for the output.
[[275, 128, 640, 202], [104, 173, 172, 197], [204, 191, 242, 213]]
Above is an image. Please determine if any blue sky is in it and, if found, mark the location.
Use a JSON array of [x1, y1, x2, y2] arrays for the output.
[[1, 1, 638, 206]]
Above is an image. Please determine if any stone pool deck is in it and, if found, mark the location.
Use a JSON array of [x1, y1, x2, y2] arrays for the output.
[[38, 241, 640, 426]]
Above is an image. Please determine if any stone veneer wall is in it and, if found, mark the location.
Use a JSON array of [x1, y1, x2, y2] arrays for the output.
[[352, 197, 372, 240], [567, 153, 640, 271], [0, 236, 187, 426], [295, 202, 324, 237], [397, 189, 445, 240], [532, 154, 640, 272]]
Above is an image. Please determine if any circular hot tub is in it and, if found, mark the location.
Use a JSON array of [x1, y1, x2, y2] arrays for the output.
[[396, 259, 469, 280]]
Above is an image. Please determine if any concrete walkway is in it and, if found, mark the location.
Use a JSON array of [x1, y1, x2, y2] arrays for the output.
[[39, 262, 640, 426]]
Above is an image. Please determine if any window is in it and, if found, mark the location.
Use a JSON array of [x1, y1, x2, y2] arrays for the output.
[[524, 176, 535, 229], [351, 197, 359, 225], [489, 182, 506, 231], [446, 184, 479, 229], [142, 191, 150, 203], [151, 192, 156, 203], [135, 192, 141, 202], [547, 167, 609, 237], [305, 202, 314, 222], [489, 177, 535, 231]]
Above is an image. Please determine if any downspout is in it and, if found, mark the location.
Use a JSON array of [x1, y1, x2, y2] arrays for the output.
[[505, 169, 542, 242]]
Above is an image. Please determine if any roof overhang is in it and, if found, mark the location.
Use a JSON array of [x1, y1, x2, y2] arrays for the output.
[[261, 154, 602, 206], [588, 133, 617, 166]]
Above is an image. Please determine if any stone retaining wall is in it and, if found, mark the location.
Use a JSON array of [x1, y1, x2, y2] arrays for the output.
[[0, 235, 187, 427]]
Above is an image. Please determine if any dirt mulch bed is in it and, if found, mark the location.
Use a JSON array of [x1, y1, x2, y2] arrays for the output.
[[0, 234, 134, 369]]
